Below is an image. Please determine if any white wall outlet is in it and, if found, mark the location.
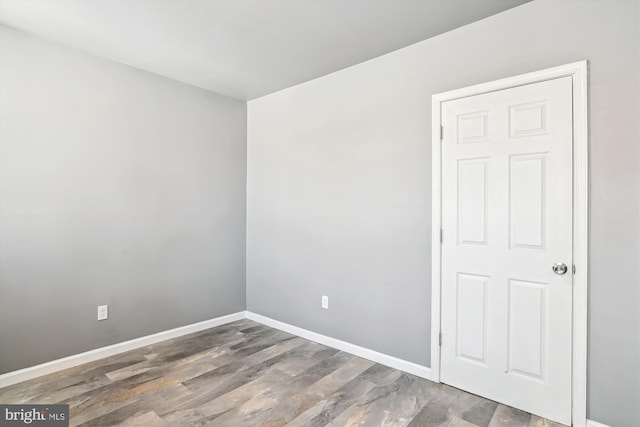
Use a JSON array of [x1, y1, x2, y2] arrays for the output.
[[97, 305, 108, 321], [321, 295, 329, 309]]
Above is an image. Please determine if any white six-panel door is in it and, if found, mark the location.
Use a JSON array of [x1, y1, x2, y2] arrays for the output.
[[440, 77, 573, 425]]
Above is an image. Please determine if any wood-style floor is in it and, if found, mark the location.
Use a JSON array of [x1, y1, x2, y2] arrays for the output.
[[0, 319, 566, 427]]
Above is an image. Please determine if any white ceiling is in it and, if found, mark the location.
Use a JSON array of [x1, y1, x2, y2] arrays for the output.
[[0, 0, 530, 100]]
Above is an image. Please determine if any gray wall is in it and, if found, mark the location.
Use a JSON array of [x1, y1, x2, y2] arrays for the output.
[[0, 26, 247, 374], [246, 1, 640, 426]]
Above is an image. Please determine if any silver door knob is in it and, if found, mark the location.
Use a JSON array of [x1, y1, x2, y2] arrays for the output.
[[552, 263, 568, 275]]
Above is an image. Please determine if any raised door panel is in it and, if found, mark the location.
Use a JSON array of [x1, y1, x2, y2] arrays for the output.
[[509, 154, 547, 251], [456, 273, 489, 365], [507, 279, 547, 380], [457, 158, 489, 246], [457, 110, 490, 144]]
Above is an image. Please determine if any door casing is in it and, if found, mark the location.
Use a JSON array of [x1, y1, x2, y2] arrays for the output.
[[430, 61, 588, 427]]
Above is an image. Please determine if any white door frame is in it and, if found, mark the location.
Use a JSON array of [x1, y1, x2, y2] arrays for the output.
[[430, 61, 588, 427]]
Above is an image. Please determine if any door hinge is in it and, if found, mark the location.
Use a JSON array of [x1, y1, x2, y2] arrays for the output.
[[440, 125, 444, 140], [440, 229, 443, 243], [573, 264, 576, 275], [439, 332, 442, 346]]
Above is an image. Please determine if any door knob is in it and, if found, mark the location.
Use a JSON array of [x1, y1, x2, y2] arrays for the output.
[[552, 262, 568, 275]]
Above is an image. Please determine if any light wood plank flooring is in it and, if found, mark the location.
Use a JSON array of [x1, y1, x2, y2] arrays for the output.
[[0, 319, 566, 426]]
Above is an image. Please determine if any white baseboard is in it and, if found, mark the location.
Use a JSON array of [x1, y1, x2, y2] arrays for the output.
[[1, 308, 602, 426], [245, 311, 431, 380], [1, 310, 431, 389], [586, 420, 611, 427], [0, 311, 245, 388]]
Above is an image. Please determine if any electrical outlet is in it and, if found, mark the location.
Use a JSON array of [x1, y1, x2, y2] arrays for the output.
[[97, 305, 108, 321], [321, 295, 329, 309]]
